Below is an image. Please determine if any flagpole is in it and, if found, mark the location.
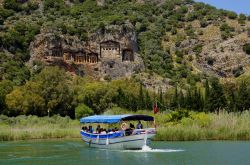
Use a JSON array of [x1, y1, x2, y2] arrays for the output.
[[153, 100, 158, 128]]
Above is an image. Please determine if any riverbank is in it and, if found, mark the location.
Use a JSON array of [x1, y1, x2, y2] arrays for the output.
[[0, 111, 249, 141], [154, 110, 250, 141], [0, 115, 80, 141]]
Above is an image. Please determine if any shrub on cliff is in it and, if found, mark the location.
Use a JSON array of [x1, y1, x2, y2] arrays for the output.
[[227, 11, 238, 19], [243, 43, 250, 55], [220, 23, 235, 40]]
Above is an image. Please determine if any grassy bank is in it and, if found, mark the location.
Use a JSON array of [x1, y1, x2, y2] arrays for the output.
[[154, 111, 250, 141], [0, 110, 249, 141], [0, 115, 81, 141]]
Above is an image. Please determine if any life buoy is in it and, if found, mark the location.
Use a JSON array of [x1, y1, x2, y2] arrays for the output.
[[121, 122, 127, 130]]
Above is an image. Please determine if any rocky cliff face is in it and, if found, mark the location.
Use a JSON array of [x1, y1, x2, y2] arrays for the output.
[[163, 20, 250, 78], [197, 32, 250, 77], [29, 24, 144, 80], [96, 0, 105, 6]]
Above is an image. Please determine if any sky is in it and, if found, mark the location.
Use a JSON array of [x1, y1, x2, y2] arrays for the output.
[[195, 0, 250, 15]]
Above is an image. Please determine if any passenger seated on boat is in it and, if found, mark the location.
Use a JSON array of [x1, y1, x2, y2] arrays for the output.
[[100, 129, 107, 134], [136, 121, 143, 129], [130, 123, 135, 129], [125, 123, 135, 136], [96, 125, 101, 133], [109, 129, 115, 134], [88, 125, 93, 133], [82, 126, 88, 132], [97, 127, 102, 134], [125, 128, 131, 136]]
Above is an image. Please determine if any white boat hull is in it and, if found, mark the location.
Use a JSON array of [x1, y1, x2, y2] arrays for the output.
[[81, 129, 156, 150]]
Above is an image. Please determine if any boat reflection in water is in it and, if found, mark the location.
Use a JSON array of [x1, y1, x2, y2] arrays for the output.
[[80, 115, 156, 150]]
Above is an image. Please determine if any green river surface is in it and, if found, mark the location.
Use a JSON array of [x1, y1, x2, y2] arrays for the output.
[[0, 140, 249, 165]]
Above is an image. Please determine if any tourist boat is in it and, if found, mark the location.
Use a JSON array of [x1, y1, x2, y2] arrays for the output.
[[80, 114, 156, 149]]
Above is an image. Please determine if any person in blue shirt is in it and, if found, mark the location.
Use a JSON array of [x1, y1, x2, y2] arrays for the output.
[[88, 125, 93, 133], [136, 121, 143, 129]]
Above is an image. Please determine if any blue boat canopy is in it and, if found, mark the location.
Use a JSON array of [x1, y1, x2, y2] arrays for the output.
[[80, 114, 154, 124]]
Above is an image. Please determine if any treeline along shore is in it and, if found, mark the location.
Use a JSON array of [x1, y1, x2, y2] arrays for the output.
[[0, 109, 249, 141], [1, 67, 250, 141]]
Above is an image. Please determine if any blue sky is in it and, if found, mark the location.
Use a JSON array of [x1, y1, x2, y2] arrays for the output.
[[195, 0, 250, 15]]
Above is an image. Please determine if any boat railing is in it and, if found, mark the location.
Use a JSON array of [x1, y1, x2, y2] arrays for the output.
[[81, 127, 156, 139], [80, 130, 124, 139], [132, 128, 156, 135]]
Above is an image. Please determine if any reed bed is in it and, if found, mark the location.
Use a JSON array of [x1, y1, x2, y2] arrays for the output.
[[154, 111, 250, 141], [0, 115, 81, 141]]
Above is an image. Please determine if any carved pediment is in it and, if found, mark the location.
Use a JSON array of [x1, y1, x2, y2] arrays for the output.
[[100, 40, 120, 48]]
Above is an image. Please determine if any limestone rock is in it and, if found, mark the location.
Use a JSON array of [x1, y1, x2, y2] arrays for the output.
[[197, 33, 250, 77], [96, 0, 105, 6]]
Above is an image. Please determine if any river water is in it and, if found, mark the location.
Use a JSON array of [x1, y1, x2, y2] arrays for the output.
[[0, 140, 249, 165]]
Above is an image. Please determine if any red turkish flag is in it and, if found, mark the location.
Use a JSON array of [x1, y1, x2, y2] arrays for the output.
[[153, 102, 158, 114]]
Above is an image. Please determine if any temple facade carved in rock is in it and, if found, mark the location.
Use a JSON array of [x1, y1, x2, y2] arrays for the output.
[[29, 24, 143, 79], [43, 39, 134, 64]]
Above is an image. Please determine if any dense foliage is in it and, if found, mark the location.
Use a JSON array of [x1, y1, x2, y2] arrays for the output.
[[0, 66, 250, 118], [0, 0, 250, 118]]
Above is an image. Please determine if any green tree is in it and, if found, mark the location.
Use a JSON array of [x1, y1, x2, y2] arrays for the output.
[[139, 83, 145, 109], [44, 0, 65, 11], [34, 66, 74, 117], [5, 81, 45, 116], [115, 87, 126, 108], [75, 104, 94, 119], [81, 82, 116, 114], [236, 81, 250, 112], [178, 90, 185, 109], [170, 86, 179, 110], [185, 88, 192, 110], [238, 14, 247, 24], [0, 8, 14, 25], [204, 79, 210, 102], [0, 80, 13, 114], [228, 90, 237, 112], [3, 0, 23, 12], [205, 78, 226, 112], [227, 11, 238, 19], [158, 87, 164, 110], [145, 90, 152, 110], [5, 88, 24, 116], [2, 60, 30, 85]]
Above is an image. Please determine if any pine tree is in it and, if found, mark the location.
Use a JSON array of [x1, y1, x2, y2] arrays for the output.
[[185, 88, 192, 110], [205, 78, 226, 112], [195, 88, 204, 112], [139, 83, 145, 109], [236, 81, 250, 112], [145, 90, 152, 110], [170, 86, 179, 110], [205, 79, 210, 102], [179, 90, 185, 109], [193, 88, 199, 111], [228, 90, 237, 112], [159, 87, 163, 105], [158, 87, 164, 110]]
